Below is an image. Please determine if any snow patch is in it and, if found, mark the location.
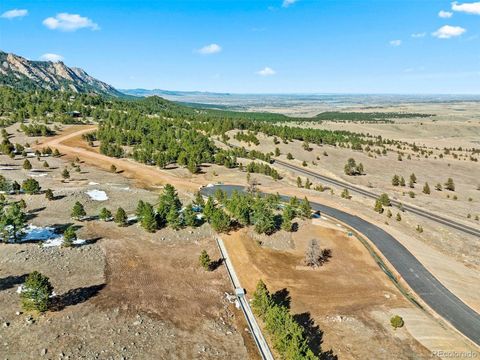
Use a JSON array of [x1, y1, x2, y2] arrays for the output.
[[85, 189, 108, 201], [88, 181, 99, 185], [20, 225, 85, 247], [29, 173, 47, 178]]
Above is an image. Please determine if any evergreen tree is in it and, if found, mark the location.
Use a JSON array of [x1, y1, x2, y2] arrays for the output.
[[157, 184, 182, 219], [392, 175, 400, 186], [71, 202, 86, 220], [62, 168, 70, 180], [252, 200, 276, 235], [45, 188, 54, 201], [374, 199, 384, 213], [203, 196, 215, 221], [423, 182, 430, 194], [251, 280, 271, 318], [140, 202, 157, 232], [299, 197, 312, 219], [281, 205, 295, 232], [166, 206, 181, 230], [21, 178, 41, 194], [2, 203, 26, 242], [114, 207, 128, 226], [23, 159, 32, 170], [378, 193, 391, 206], [410, 173, 417, 184], [396, 213, 402, 221], [183, 203, 197, 227], [62, 226, 76, 247], [210, 209, 231, 233], [99, 207, 112, 221], [20, 271, 53, 313], [445, 178, 455, 191], [199, 250, 211, 271], [400, 176, 406, 187], [194, 192, 205, 208]]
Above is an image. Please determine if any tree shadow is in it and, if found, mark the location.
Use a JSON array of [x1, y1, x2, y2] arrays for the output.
[[209, 258, 224, 271], [271, 288, 291, 309], [50, 284, 105, 311], [51, 223, 80, 233], [79, 236, 102, 246], [28, 206, 46, 214], [320, 249, 332, 265], [0, 274, 28, 291], [53, 194, 66, 201], [293, 312, 338, 359]]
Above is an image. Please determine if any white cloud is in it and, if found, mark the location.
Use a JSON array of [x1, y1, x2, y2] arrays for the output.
[[451, 1, 480, 15], [411, 32, 426, 38], [257, 67, 276, 76], [282, 0, 298, 8], [1, 9, 28, 19], [43, 13, 99, 32], [40, 53, 64, 62], [389, 39, 402, 46], [432, 25, 466, 38], [438, 10, 453, 18], [197, 43, 222, 55]]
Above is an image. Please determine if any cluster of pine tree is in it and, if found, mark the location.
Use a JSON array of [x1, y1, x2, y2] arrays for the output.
[[251, 280, 319, 359]]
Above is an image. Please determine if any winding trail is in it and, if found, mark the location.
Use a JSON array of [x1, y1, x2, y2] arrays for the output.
[[201, 185, 480, 348]]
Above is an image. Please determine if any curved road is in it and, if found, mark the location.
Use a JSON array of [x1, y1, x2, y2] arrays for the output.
[[274, 159, 480, 238], [201, 184, 480, 347]]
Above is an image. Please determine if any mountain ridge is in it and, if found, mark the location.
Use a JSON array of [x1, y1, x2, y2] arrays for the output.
[[0, 50, 123, 97]]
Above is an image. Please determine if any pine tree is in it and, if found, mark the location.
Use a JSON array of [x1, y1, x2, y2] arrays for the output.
[[166, 206, 181, 230], [23, 159, 32, 170], [43, 161, 49, 168], [183, 203, 197, 227], [251, 280, 271, 318], [410, 173, 417, 184], [62, 168, 70, 180], [194, 192, 205, 208], [141, 202, 157, 232], [203, 196, 215, 221], [435, 183, 442, 191], [199, 250, 211, 271], [296, 177, 303, 188], [392, 175, 400, 186], [396, 213, 402, 221], [400, 176, 406, 187], [45, 189, 54, 201], [22, 178, 41, 194], [62, 226, 77, 247], [71, 202, 86, 220], [281, 205, 295, 232], [210, 209, 231, 233], [299, 197, 312, 219], [110, 164, 117, 173], [114, 207, 128, 226], [374, 199, 384, 213], [378, 193, 391, 206], [2, 203, 26, 242], [423, 182, 430, 194], [99, 207, 112, 221], [445, 178, 455, 191], [20, 271, 53, 313]]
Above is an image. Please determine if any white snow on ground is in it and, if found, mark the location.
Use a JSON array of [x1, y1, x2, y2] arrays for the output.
[[0, 167, 14, 170], [85, 189, 108, 201], [20, 225, 85, 247], [17, 285, 57, 297], [29, 173, 47, 177], [88, 181, 99, 185]]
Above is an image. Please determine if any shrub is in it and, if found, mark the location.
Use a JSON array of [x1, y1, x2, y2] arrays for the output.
[[390, 315, 404, 329]]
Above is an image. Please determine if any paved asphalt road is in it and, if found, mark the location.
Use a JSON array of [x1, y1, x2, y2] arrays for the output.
[[274, 159, 480, 238], [201, 185, 480, 347]]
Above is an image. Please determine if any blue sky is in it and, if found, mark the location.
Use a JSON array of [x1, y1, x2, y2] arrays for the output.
[[1, 0, 480, 94]]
